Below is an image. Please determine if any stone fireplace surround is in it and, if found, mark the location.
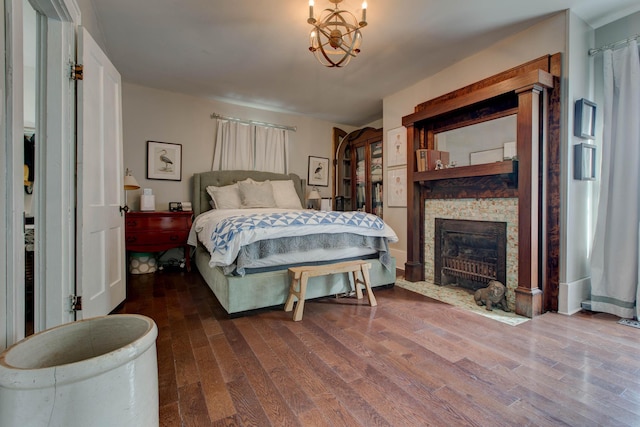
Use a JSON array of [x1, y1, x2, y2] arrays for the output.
[[424, 198, 518, 311]]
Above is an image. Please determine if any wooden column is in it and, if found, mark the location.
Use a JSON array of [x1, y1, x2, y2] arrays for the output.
[[515, 85, 543, 317], [404, 123, 424, 281]]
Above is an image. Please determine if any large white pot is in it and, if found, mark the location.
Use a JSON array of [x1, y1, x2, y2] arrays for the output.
[[0, 314, 158, 427]]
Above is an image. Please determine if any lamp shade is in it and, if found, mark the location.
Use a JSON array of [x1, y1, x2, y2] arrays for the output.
[[124, 174, 140, 191], [308, 189, 321, 200]]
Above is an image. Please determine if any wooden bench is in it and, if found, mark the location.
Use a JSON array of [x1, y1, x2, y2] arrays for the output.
[[284, 260, 377, 321]]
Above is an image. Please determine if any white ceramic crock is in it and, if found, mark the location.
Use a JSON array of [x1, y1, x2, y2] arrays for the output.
[[0, 314, 159, 427]]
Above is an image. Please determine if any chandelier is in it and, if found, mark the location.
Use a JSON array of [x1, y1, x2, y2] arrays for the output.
[[308, 0, 367, 68]]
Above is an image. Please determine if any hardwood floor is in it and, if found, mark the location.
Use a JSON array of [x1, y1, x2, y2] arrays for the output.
[[116, 270, 640, 426]]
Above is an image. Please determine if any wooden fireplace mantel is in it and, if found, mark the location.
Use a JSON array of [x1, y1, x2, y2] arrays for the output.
[[414, 159, 518, 187], [402, 54, 562, 318]]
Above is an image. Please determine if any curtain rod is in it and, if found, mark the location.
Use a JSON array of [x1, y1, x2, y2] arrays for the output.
[[589, 33, 639, 56], [210, 113, 297, 132]]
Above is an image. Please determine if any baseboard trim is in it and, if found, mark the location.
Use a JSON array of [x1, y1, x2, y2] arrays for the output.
[[558, 277, 591, 315]]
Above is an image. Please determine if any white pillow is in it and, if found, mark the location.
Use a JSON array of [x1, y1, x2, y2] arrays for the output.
[[206, 183, 241, 209], [238, 180, 277, 208], [271, 180, 303, 209]]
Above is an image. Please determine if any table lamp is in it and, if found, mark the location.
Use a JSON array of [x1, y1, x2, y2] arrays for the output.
[[307, 187, 321, 210], [122, 168, 140, 213]]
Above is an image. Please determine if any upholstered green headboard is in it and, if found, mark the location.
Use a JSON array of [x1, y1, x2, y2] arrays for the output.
[[192, 170, 306, 216]]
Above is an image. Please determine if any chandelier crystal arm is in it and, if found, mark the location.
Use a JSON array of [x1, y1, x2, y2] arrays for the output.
[[315, 26, 360, 56]]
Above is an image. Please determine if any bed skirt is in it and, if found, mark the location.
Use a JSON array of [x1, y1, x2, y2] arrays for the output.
[[195, 246, 396, 315]]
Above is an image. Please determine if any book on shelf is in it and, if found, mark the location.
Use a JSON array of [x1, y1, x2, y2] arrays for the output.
[[416, 149, 428, 172]]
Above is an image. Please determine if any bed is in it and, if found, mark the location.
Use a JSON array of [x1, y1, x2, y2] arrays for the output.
[[189, 170, 397, 315]]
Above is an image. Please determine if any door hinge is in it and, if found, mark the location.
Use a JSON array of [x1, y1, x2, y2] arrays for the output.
[[70, 295, 83, 311], [71, 63, 84, 81]]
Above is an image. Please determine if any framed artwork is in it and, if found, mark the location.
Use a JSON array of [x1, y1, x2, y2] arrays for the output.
[[147, 141, 182, 181], [308, 156, 329, 187], [388, 167, 407, 207], [470, 148, 503, 165], [574, 98, 597, 139], [574, 143, 597, 180], [387, 127, 407, 167]]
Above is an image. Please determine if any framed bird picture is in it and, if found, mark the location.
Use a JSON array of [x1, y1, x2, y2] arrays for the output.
[[308, 156, 329, 187], [147, 141, 182, 181]]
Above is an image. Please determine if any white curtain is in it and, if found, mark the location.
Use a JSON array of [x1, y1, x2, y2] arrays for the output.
[[212, 119, 290, 173], [590, 40, 640, 319], [212, 119, 253, 171], [254, 126, 289, 174]]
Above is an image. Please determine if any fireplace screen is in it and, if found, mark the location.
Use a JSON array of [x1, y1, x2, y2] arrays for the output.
[[434, 218, 507, 290]]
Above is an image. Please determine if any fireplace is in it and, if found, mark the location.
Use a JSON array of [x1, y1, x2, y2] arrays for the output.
[[434, 218, 507, 290]]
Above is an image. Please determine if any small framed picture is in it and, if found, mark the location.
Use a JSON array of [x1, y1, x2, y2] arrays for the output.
[[147, 141, 182, 181], [388, 167, 407, 207], [574, 143, 597, 180], [387, 127, 407, 167], [470, 148, 503, 165], [308, 156, 329, 187], [574, 98, 597, 139]]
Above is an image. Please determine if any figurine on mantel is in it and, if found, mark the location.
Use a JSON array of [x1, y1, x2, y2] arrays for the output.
[[474, 280, 510, 312]]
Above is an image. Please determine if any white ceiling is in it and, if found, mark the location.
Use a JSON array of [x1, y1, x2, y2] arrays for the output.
[[91, 0, 640, 126]]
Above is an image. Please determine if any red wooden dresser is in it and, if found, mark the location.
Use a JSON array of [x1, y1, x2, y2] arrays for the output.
[[125, 211, 193, 271]]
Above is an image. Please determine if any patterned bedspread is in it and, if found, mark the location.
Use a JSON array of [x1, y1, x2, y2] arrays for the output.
[[212, 210, 384, 253], [188, 208, 398, 274]]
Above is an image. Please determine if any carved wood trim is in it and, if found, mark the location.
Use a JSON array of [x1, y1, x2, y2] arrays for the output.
[[545, 72, 562, 312], [422, 175, 518, 200], [403, 70, 553, 127], [406, 124, 424, 281], [414, 54, 557, 112]]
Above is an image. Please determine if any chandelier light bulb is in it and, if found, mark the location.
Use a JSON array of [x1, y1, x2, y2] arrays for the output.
[[308, 0, 316, 24], [361, 1, 367, 26]]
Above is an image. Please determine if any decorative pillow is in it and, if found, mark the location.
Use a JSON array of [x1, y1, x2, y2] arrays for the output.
[[206, 183, 241, 209], [238, 180, 277, 208], [271, 180, 303, 209]]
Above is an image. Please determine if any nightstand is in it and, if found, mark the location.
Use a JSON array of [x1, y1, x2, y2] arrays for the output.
[[125, 211, 193, 271]]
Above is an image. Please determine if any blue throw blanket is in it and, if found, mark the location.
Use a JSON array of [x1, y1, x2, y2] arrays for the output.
[[212, 210, 385, 254]]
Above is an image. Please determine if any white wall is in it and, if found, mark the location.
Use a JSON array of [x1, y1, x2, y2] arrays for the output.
[[559, 12, 596, 315], [383, 12, 568, 271], [595, 11, 640, 47], [122, 83, 348, 211], [593, 12, 640, 112], [565, 11, 640, 313], [75, 0, 109, 53], [560, 11, 640, 314]]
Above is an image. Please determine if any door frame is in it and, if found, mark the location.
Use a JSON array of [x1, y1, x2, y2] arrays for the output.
[[32, 0, 80, 330], [2, 0, 25, 349], [2, 0, 80, 349]]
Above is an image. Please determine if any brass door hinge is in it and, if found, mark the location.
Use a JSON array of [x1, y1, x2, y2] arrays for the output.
[[71, 63, 84, 81], [70, 295, 83, 311]]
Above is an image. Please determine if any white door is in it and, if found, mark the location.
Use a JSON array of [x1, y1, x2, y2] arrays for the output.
[[76, 27, 126, 318]]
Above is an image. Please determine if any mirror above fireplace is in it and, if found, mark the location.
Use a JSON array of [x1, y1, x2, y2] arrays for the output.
[[435, 114, 517, 167]]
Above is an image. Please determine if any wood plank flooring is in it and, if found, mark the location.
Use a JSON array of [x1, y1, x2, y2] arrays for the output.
[[116, 270, 640, 426]]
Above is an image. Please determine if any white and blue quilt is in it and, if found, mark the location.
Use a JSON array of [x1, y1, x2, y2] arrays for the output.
[[188, 208, 398, 272]]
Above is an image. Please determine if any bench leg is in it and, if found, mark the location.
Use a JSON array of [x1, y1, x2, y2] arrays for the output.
[[360, 264, 377, 307], [352, 270, 364, 300], [284, 271, 300, 313], [292, 272, 309, 321]]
